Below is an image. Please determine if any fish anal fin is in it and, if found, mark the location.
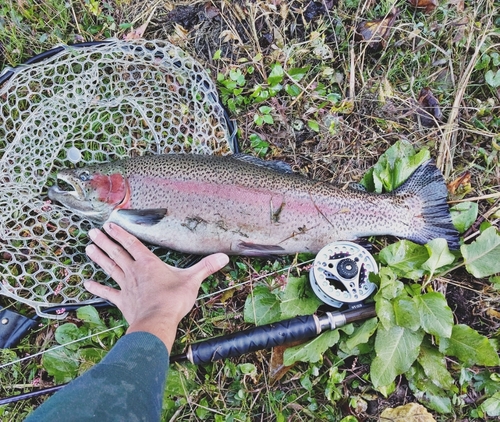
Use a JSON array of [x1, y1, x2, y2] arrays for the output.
[[237, 241, 286, 256], [116, 209, 167, 226]]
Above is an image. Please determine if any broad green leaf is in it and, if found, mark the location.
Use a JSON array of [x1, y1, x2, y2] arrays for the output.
[[450, 202, 478, 233], [288, 66, 310, 82], [285, 84, 301, 97], [244, 286, 281, 325], [55, 323, 83, 350], [412, 382, 453, 414], [461, 226, 500, 278], [473, 369, 500, 396], [267, 63, 284, 86], [361, 140, 430, 193], [238, 363, 257, 376], [482, 392, 500, 417], [414, 292, 453, 339], [283, 329, 340, 365], [212, 49, 222, 60], [485, 69, 500, 88], [492, 52, 500, 66], [280, 276, 322, 319], [77, 305, 106, 329], [341, 317, 378, 354], [422, 239, 456, 279], [307, 120, 320, 132], [439, 324, 500, 366], [339, 417, 358, 422], [79, 348, 107, 373], [370, 325, 424, 388], [378, 240, 429, 280], [374, 267, 404, 300], [418, 338, 455, 390], [394, 296, 420, 331], [375, 297, 396, 330], [262, 114, 274, 124], [43, 347, 80, 383], [164, 363, 197, 396], [406, 364, 453, 414]]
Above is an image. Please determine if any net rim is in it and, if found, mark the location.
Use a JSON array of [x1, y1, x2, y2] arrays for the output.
[[0, 39, 239, 152]]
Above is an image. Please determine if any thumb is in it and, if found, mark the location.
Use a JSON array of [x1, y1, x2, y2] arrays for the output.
[[188, 253, 229, 282]]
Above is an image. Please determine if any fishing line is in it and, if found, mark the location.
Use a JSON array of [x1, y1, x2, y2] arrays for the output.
[[0, 325, 125, 371], [197, 258, 315, 301], [1, 243, 379, 405], [0, 259, 314, 371]]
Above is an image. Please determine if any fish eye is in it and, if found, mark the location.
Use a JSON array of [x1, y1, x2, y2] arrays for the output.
[[79, 171, 91, 182]]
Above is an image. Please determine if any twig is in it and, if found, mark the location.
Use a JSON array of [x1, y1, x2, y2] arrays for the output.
[[448, 192, 500, 203]]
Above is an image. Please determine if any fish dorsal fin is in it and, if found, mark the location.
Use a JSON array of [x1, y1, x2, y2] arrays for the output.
[[232, 154, 294, 174], [347, 182, 367, 192]]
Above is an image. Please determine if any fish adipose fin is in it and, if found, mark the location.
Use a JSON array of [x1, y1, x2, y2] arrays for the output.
[[116, 209, 167, 226], [238, 241, 286, 256], [394, 160, 460, 250]]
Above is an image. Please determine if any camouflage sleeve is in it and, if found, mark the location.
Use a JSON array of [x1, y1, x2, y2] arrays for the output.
[[25, 331, 169, 421]]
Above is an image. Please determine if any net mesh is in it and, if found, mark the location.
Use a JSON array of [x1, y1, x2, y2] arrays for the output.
[[0, 39, 236, 318]]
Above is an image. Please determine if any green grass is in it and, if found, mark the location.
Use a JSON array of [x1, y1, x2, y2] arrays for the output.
[[1, 0, 500, 421]]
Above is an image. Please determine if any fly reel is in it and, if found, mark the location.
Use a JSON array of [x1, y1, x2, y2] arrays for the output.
[[310, 241, 378, 308]]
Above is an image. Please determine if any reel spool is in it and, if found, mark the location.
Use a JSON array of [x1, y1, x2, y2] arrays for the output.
[[310, 241, 378, 308]]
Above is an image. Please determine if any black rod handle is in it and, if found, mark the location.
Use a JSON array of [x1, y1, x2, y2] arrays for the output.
[[186, 314, 319, 365]]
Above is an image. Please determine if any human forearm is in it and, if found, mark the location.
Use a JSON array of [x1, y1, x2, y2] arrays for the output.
[[25, 331, 169, 421]]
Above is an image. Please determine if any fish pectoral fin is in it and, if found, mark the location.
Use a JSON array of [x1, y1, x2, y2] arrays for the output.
[[237, 241, 286, 256], [116, 209, 167, 226]]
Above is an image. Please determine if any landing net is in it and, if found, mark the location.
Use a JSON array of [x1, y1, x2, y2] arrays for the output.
[[0, 39, 236, 318]]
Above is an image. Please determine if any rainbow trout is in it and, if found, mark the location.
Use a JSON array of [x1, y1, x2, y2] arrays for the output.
[[48, 154, 459, 255]]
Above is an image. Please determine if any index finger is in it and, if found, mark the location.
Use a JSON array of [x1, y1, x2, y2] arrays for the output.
[[103, 222, 151, 261]]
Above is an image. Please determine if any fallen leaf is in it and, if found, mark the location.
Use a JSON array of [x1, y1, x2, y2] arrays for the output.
[[355, 10, 398, 51], [269, 342, 302, 384], [380, 402, 437, 421], [417, 87, 442, 127], [220, 288, 235, 303], [124, 22, 148, 40], [167, 5, 202, 30], [487, 308, 500, 319], [408, 0, 438, 13], [447, 171, 471, 195], [203, 2, 220, 19], [304, 0, 338, 22], [449, 0, 465, 12]]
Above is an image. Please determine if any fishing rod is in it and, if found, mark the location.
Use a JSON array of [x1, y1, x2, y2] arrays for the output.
[[174, 240, 379, 365], [0, 241, 379, 406], [0, 304, 376, 405]]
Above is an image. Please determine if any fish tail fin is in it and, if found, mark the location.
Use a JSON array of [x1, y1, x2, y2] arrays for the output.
[[393, 160, 460, 250]]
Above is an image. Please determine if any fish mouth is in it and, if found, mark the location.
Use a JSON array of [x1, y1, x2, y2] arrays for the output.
[[48, 175, 84, 200], [48, 174, 109, 223]]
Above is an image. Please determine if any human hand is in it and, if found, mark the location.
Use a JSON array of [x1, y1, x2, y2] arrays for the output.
[[84, 222, 229, 351]]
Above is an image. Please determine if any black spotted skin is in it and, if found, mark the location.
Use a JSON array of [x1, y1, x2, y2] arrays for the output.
[[53, 154, 459, 254]]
